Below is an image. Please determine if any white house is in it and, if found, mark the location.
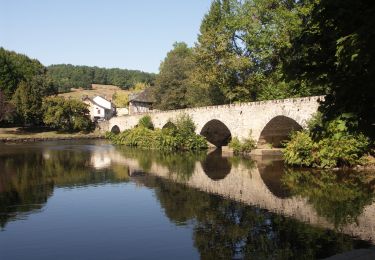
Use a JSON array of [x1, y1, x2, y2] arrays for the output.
[[83, 96, 116, 121]]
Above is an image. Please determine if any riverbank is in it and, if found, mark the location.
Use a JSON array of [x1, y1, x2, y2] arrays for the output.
[[221, 146, 375, 171], [0, 127, 104, 143]]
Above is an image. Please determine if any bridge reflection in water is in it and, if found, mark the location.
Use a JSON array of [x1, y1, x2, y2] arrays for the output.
[[0, 141, 374, 249], [103, 146, 375, 244]]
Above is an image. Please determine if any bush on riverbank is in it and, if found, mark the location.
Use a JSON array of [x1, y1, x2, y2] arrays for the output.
[[106, 114, 207, 151], [137, 115, 154, 129], [229, 131, 256, 155], [42, 97, 94, 132], [283, 116, 370, 168]]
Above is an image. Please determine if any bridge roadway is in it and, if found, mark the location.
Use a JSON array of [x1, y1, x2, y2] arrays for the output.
[[101, 96, 324, 147]]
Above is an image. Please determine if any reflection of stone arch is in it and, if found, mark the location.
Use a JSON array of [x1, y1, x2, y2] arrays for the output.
[[257, 160, 290, 199], [200, 119, 232, 147], [111, 125, 120, 134], [257, 116, 302, 148], [201, 149, 231, 181]]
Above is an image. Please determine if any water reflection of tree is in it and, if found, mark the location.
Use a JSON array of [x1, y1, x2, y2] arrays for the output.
[[282, 169, 375, 228], [144, 177, 370, 259], [0, 148, 129, 229], [116, 147, 207, 182]]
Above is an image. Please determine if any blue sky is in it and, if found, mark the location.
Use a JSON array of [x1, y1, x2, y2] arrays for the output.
[[0, 0, 211, 73]]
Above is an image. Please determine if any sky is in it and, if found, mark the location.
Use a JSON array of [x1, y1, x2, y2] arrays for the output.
[[0, 0, 212, 73]]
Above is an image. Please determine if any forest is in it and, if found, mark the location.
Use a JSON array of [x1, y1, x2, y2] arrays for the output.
[[47, 64, 155, 92]]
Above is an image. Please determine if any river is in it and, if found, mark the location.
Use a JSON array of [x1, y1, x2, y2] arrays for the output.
[[0, 140, 374, 259]]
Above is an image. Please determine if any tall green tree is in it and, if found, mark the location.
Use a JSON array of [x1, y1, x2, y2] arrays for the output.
[[284, 0, 375, 137], [12, 76, 48, 125], [193, 0, 312, 103], [0, 47, 46, 99], [153, 42, 199, 110]]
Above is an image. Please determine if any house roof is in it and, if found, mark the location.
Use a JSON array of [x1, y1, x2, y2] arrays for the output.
[[93, 96, 112, 109], [129, 88, 155, 103], [82, 96, 113, 110]]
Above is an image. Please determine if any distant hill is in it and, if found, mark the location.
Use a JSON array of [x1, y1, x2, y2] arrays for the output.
[[58, 84, 130, 102], [48, 64, 156, 93]]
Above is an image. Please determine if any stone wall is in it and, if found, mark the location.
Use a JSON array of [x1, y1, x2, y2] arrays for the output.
[[102, 96, 324, 145]]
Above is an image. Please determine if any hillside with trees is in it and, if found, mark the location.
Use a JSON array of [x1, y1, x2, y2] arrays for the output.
[[47, 64, 156, 92], [0, 47, 153, 131]]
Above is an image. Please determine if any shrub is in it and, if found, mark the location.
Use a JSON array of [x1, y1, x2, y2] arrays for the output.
[[229, 131, 256, 155], [138, 115, 154, 129], [174, 114, 196, 136], [106, 114, 207, 151], [283, 118, 370, 168], [283, 131, 316, 167]]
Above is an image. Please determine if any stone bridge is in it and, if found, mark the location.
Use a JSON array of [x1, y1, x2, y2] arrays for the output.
[[102, 96, 324, 147]]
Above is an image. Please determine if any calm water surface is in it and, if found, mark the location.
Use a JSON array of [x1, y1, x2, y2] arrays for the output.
[[0, 140, 374, 259]]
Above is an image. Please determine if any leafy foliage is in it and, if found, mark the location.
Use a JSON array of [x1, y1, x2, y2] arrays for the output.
[[192, 0, 313, 104], [0, 90, 15, 123], [112, 91, 129, 107], [107, 114, 207, 151], [229, 131, 256, 155], [283, 131, 316, 167], [11, 76, 49, 125], [42, 97, 93, 132], [0, 47, 48, 100], [153, 42, 197, 110], [0, 48, 57, 125], [284, 118, 370, 168], [284, 0, 375, 137], [138, 115, 154, 130]]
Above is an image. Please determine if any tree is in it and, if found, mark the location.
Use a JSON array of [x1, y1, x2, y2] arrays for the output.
[[153, 42, 197, 110], [0, 47, 47, 99], [193, 0, 311, 103], [112, 91, 129, 107], [12, 76, 48, 125], [0, 90, 14, 123], [42, 97, 93, 132], [284, 0, 375, 137]]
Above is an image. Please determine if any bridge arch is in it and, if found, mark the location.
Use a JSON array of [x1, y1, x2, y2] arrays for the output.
[[162, 121, 176, 130], [110, 125, 121, 134], [257, 115, 302, 148], [199, 119, 232, 147]]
